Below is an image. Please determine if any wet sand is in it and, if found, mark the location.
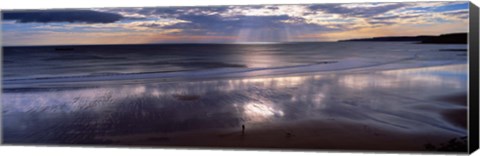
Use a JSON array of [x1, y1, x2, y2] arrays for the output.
[[441, 109, 467, 129], [435, 93, 467, 129], [98, 83, 468, 151], [99, 119, 462, 151], [435, 93, 467, 106], [2, 64, 468, 152]]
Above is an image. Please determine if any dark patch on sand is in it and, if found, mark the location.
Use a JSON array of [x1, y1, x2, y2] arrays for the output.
[[442, 108, 467, 129], [173, 94, 201, 101], [425, 136, 467, 152], [315, 61, 337, 64], [435, 93, 467, 106], [439, 49, 467, 52], [435, 93, 467, 128]]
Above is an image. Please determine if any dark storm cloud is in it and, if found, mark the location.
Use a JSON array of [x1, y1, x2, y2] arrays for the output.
[[176, 14, 291, 28], [309, 3, 406, 18], [99, 6, 334, 38], [162, 14, 331, 36], [2, 10, 124, 24], [163, 14, 288, 35], [110, 6, 230, 18]]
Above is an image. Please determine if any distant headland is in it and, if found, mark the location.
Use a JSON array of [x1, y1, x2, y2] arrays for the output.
[[339, 33, 467, 44]]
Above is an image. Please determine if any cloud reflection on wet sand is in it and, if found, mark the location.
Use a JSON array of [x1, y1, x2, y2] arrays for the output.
[[2, 64, 467, 147]]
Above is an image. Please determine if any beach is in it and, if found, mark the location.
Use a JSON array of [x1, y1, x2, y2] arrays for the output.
[[2, 42, 468, 152]]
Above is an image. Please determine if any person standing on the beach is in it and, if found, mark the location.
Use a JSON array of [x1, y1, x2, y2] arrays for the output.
[[242, 124, 245, 136]]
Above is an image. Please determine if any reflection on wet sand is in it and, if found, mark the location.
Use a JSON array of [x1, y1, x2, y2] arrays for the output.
[[2, 64, 467, 150], [242, 101, 285, 123]]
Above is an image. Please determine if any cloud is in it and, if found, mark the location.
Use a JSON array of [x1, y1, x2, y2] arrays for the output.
[[2, 10, 124, 24], [2, 2, 470, 45], [161, 13, 335, 42], [371, 15, 421, 20], [309, 3, 406, 18], [99, 3, 464, 34], [102, 7, 230, 19], [442, 10, 469, 19], [123, 19, 190, 31], [161, 14, 288, 34], [96, 5, 335, 38], [28, 19, 189, 33], [219, 5, 314, 19]]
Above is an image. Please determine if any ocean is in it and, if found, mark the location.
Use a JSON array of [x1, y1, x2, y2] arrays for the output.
[[3, 42, 467, 88]]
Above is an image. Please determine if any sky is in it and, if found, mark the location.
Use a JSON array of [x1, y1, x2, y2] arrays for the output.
[[1, 1, 469, 46]]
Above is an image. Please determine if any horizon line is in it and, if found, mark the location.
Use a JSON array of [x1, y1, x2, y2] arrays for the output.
[[2, 32, 467, 47]]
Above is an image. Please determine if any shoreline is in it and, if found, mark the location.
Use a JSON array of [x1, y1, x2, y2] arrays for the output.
[[3, 60, 467, 90]]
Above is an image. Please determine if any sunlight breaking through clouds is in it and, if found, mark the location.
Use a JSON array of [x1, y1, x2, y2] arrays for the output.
[[1, 1, 469, 45]]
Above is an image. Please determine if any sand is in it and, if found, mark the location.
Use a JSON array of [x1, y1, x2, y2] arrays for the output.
[[96, 90, 467, 151], [97, 118, 463, 152]]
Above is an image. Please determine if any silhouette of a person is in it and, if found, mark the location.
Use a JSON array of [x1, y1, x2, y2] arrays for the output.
[[242, 124, 245, 136]]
